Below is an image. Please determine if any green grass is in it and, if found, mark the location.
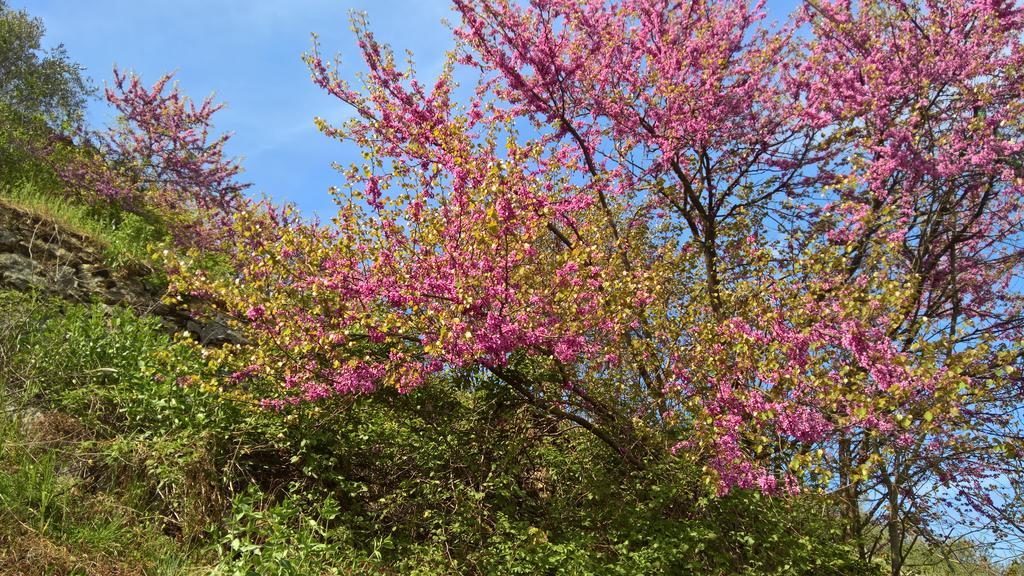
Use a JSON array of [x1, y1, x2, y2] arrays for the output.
[[0, 383, 202, 575], [0, 290, 212, 574], [0, 180, 168, 269]]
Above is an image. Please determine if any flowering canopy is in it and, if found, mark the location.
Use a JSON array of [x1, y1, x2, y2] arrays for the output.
[[59, 68, 247, 245], [129, 0, 1023, 564]]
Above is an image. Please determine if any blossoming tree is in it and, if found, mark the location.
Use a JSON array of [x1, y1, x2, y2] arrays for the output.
[[152, 0, 1024, 572], [59, 68, 248, 245]]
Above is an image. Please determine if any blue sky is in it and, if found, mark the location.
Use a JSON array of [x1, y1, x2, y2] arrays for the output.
[[17, 0, 800, 217], [17, 0, 457, 216]]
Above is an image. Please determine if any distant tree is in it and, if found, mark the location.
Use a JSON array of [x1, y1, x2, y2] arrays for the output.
[[0, 0, 89, 181], [57, 68, 248, 246]]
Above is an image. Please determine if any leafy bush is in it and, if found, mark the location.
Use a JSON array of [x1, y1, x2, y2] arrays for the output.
[[0, 0, 89, 188], [0, 290, 877, 574]]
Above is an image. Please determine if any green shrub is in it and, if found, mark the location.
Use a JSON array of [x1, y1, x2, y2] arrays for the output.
[[0, 387, 194, 574], [0, 291, 877, 574]]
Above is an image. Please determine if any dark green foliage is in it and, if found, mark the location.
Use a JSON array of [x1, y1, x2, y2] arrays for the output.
[[0, 0, 90, 187], [0, 290, 877, 574], [0, 0, 87, 124]]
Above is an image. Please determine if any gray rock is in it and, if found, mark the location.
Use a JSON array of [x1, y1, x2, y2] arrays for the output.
[[0, 199, 243, 346], [0, 252, 42, 291]]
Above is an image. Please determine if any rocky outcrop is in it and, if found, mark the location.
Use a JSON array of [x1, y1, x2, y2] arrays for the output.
[[0, 200, 158, 306], [0, 199, 240, 345]]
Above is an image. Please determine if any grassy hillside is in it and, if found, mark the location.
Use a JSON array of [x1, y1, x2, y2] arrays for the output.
[[0, 182, 165, 270]]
